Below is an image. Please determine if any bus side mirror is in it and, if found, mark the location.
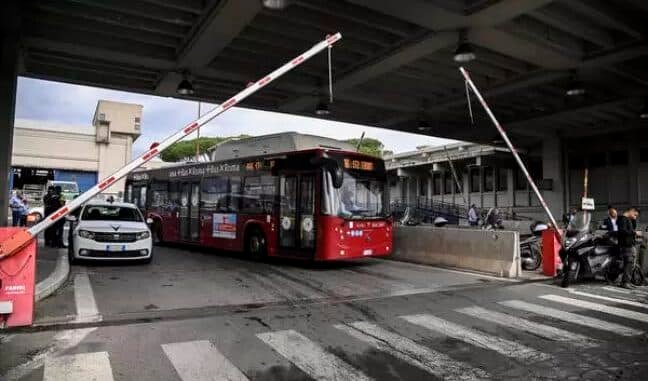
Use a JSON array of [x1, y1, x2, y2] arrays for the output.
[[329, 164, 344, 188]]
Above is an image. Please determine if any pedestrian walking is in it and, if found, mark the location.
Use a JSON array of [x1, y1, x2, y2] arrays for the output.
[[9, 191, 26, 227], [468, 204, 479, 226], [616, 207, 639, 289], [54, 186, 66, 247]]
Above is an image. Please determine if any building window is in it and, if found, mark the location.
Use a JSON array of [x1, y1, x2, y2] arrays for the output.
[[469, 167, 480, 193], [444, 172, 453, 194], [134, 117, 141, 123], [432, 173, 442, 195], [609, 150, 628, 166], [483, 167, 494, 192], [497, 168, 508, 191], [98, 113, 106, 121]]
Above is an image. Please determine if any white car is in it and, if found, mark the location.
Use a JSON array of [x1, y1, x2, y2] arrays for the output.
[[68, 202, 153, 264]]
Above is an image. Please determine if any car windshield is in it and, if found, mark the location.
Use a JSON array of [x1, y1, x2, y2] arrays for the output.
[[322, 170, 387, 219], [81, 205, 143, 222]]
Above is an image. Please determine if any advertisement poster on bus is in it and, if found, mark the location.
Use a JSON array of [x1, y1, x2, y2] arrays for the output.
[[213, 213, 237, 239]]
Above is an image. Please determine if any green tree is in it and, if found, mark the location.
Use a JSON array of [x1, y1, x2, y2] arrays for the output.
[[344, 137, 385, 157], [160, 136, 250, 162]]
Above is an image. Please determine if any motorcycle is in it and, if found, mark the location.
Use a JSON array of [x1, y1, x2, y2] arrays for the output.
[[520, 221, 549, 271], [561, 211, 644, 287]]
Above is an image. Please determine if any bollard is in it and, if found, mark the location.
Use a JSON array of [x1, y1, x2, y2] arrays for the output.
[[541, 228, 562, 277], [0, 228, 36, 328]]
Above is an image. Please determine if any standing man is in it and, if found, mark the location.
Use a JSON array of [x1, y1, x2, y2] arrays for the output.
[[468, 204, 479, 226], [53, 186, 66, 247], [616, 207, 639, 289], [602, 205, 618, 232], [9, 191, 25, 227], [43, 186, 58, 246]]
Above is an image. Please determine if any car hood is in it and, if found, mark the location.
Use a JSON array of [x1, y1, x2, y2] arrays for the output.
[[77, 221, 148, 233]]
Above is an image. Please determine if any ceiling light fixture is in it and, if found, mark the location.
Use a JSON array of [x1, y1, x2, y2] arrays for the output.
[[315, 100, 330, 116], [565, 74, 585, 96], [261, 0, 290, 10], [640, 101, 648, 119], [176, 74, 194, 95], [453, 30, 476, 63]]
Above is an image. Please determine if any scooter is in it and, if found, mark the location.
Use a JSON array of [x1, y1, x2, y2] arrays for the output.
[[561, 212, 640, 287], [520, 221, 548, 271]]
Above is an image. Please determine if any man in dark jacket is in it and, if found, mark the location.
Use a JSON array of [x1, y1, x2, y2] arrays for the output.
[[43, 186, 56, 246], [602, 205, 618, 232], [616, 207, 639, 289]]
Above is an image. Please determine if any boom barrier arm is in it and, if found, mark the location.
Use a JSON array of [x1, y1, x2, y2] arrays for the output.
[[458, 67, 563, 243], [0, 33, 343, 259]]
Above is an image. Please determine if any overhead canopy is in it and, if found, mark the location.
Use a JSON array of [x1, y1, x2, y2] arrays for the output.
[[17, 0, 648, 147]]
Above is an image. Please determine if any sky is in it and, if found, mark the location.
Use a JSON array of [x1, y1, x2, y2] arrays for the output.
[[15, 77, 456, 157]]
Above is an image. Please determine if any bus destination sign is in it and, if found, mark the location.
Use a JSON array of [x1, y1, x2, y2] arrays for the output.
[[343, 158, 374, 171]]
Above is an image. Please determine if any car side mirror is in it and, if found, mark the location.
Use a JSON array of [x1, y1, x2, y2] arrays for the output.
[[146, 218, 154, 225], [65, 215, 77, 222]]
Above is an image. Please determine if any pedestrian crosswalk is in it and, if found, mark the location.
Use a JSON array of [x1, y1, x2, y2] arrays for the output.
[[34, 287, 648, 381]]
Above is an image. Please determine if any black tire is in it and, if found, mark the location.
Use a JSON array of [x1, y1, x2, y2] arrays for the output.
[[561, 255, 579, 287], [245, 227, 267, 260], [152, 222, 164, 246], [521, 244, 542, 271]]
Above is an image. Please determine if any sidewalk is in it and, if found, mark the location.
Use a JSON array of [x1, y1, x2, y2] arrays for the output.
[[34, 236, 70, 302], [36, 241, 63, 283]]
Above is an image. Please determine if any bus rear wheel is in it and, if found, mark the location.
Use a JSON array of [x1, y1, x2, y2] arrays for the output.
[[152, 222, 164, 245], [246, 228, 267, 260]]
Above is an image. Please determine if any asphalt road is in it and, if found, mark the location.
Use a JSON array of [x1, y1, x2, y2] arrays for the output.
[[2, 245, 648, 380]]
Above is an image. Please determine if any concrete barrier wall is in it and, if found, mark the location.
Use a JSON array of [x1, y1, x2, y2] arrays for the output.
[[392, 226, 521, 278]]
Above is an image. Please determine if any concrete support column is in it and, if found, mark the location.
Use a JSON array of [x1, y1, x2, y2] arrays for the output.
[[542, 134, 565, 218], [506, 169, 515, 207], [0, 4, 20, 226], [628, 137, 640, 206]]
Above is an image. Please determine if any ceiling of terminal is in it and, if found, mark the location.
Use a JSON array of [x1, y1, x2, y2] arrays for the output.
[[17, 0, 648, 146]]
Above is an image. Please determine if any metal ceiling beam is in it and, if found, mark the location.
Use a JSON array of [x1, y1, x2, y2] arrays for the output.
[[468, 0, 555, 26], [528, 5, 615, 48], [560, 0, 645, 39], [138, 0, 204, 14], [344, 0, 467, 31], [279, 32, 458, 113], [468, 28, 579, 69], [155, 0, 262, 96]]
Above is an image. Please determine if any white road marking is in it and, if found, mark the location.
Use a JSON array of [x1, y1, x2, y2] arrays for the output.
[[74, 273, 101, 323], [2, 328, 97, 380], [540, 294, 648, 323], [539, 284, 648, 309], [601, 286, 648, 297], [499, 300, 643, 336], [44, 351, 113, 381], [335, 321, 489, 381], [456, 306, 597, 348], [401, 314, 551, 362], [162, 340, 249, 381], [257, 329, 371, 381]]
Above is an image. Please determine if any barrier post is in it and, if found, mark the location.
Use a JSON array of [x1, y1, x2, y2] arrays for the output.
[[541, 228, 562, 277], [0, 228, 36, 328]]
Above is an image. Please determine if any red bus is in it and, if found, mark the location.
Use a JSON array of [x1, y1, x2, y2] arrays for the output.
[[125, 144, 392, 261]]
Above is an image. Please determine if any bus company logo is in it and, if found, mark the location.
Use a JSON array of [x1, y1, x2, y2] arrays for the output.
[[169, 163, 240, 178]]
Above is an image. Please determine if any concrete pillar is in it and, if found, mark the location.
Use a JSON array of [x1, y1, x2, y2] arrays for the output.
[[542, 134, 565, 218], [506, 168, 515, 207], [628, 137, 640, 206], [0, 4, 20, 226]]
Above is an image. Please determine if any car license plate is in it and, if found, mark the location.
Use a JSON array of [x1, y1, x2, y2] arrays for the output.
[[106, 245, 126, 252], [363, 249, 373, 256]]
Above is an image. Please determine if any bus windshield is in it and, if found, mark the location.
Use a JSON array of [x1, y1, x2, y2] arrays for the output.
[[322, 170, 387, 219]]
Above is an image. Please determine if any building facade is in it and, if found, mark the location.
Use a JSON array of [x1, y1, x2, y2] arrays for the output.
[[10, 100, 142, 198]]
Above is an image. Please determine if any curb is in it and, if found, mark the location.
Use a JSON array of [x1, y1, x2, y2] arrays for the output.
[[35, 249, 69, 302]]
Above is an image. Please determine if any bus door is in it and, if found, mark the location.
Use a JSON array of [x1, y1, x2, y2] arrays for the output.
[[279, 173, 316, 255], [179, 182, 201, 241]]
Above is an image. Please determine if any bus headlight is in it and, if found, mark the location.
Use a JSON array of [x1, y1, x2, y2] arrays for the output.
[[137, 231, 151, 240], [78, 230, 95, 240]]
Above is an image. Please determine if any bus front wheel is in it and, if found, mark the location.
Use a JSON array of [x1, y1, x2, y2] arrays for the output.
[[246, 228, 267, 260]]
